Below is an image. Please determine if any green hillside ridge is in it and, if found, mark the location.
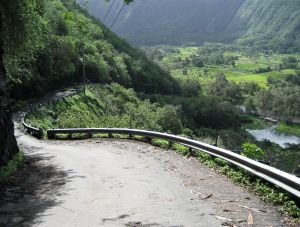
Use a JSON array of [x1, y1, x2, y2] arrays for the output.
[[4, 0, 178, 101], [26, 84, 183, 134], [229, 0, 300, 52]]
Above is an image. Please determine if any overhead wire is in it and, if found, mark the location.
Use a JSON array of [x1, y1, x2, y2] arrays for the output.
[[103, 0, 116, 22], [109, 2, 126, 28]]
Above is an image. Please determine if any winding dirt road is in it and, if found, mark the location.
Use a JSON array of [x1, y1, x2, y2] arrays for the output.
[[0, 120, 288, 227]]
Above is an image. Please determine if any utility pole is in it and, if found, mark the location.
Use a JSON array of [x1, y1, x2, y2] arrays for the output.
[[82, 43, 86, 95]]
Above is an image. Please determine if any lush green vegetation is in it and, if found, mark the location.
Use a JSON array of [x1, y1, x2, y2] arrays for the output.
[[144, 44, 299, 87], [27, 84, 183, 133], [0, 0, 23, 168], [277, 123, 300, 137], [0, 152, 24, 182], [242, 116, 272, 130], [232, 0, 300, 52], [27, 83, 245, 143], [4, 0, 178, 101], [144, 44, 300, 122]]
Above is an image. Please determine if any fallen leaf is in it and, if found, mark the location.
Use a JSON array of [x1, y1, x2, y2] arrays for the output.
[[202, 192, 213, 200], [215, 216, 233, 222], [247, 213, 254, 225], [223, 209, 240, 212], [214, 199, 240, 203], [222, 222, 236, 227], [235, 219, 245, 223], [239, 205, 266, 213]]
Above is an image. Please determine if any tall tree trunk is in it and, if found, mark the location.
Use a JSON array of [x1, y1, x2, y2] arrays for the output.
[[0, 10, 19, 167]]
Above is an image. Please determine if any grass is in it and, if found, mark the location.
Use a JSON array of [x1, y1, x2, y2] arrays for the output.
[[26, 87, 126, 132], [0, 151, 24, 182], [26, 84, 170, 137], [159, 46, 298, 87], [170, 65, 294, 88], [277, 123, 300, 137], [242, 116, 272, 130]]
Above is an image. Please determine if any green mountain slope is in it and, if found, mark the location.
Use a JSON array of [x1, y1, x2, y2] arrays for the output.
[[4, 0, 178, 100], [87, 0, 300, 52], [229, 0, 300, 52]]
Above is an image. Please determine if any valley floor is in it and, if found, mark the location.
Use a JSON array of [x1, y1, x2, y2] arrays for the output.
[[0, 120, 287, 226]]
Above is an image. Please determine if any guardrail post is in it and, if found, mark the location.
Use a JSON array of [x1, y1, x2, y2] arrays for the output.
[[108, 133, 113, 138], [145, 137, 152, 143], [47, 131, 55, 140], [67, 133, 72, 140], [188, 147, 197, 157], [168, 141, 173, 149], [37, 128, 44, 139]]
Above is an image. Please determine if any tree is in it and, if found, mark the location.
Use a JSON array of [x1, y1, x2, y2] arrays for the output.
[[207, 73, 243, 104], [179, 78, 201, 97], [240, 82, 261, 96], [157, 105, 182, 134], [182, 96, 242, 146], [231, 61, 236, 67], [244, 96, 256, 113], [0, 0, 136, 166], [0, 1, 23, 166]]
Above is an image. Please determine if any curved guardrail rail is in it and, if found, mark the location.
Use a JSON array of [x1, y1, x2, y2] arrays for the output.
[[47, 127, 300, 198], [22, 88, 83, 138], [22, 112, 43, 138]]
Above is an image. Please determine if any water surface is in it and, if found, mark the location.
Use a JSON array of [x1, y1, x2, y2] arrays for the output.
[[247, 125, 300, 148]]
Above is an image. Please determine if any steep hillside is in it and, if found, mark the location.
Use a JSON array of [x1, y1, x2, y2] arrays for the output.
[[87, 0, 300, 52], [228, 0, 300, 52], [4, 0, 178, 100]]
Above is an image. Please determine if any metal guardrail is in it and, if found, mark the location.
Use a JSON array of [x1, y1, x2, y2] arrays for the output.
[[47, 127, 300, 198], [21, 87, 300, 198], [22, 88, 83, 139], [22, 113, 43, 138]]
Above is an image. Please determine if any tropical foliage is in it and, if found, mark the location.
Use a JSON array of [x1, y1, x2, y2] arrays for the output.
[[4, 0, 178, 100]]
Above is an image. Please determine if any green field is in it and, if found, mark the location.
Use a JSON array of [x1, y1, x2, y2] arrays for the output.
[[148, 45, 300, 137], [158, 46, 299, 87]]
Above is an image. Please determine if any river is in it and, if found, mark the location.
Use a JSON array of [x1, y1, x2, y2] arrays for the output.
[[247, 125, 300, 148]]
